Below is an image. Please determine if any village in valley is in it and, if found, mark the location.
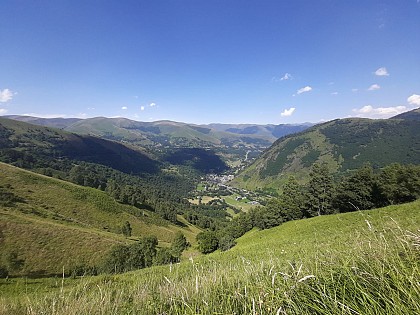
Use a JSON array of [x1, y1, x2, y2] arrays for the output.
[[188, 173, 262, 216]]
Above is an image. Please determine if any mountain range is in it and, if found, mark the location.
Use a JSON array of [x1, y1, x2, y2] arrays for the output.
[[3, 111, 420, 190], [3, 115, 312, 165], [232, 109, 420, 191]]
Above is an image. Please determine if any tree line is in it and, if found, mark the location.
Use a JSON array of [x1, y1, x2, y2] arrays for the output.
[[197, 162, 420, 253], [67, 232, 189, 277]]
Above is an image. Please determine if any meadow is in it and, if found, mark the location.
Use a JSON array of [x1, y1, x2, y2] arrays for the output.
[[0, 162, 200, 276], [1, 200, 419, 314]]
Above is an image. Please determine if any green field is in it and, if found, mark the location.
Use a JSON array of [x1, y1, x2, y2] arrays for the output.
[[223, 195, 255, 212], [2, 200, 419, 314]]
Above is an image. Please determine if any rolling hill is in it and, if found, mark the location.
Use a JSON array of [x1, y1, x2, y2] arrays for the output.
[[0, 162, 200, 277], [3, 115, 312, 165], [2, 115, 81, 129], [232, 112, 420, 191], [0, 117, 159, 175]]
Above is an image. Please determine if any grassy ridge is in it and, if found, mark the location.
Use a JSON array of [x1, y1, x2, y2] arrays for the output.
[[0, 162, 200, 276], [1, 200, 419, 314]]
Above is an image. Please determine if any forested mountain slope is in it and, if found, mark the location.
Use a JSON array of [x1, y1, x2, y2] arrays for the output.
[[233, 113, 420, 191], [0, 117, 159, 174], [3, 115, 312, 165]]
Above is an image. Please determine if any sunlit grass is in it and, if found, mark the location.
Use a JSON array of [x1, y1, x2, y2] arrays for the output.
[[1, 201, 419, 314]]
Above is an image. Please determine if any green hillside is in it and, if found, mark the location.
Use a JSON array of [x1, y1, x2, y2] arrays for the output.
[[0, 117, 159, 175], [4, 115, 312, 165], [0, 117, 233, 231], [0, 162, 200, 276], [233, 116, 420, 191], [62, 117, 274, 149], [2, 200, 419, 314]]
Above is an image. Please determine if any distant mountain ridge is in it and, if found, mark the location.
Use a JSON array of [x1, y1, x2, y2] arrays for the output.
[[232, 108, 420, 191], [391, 107, 420, 120], [0, 117, 160, 175], [3, 115, 312, 165], [4, 115, 81, 129], [4, 115, 312, 144]]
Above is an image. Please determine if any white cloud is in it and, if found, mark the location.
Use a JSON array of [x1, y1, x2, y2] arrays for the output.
[[149, 102, 156, 107], [0, 108, 8, 115], [121, 106, 128, 110], [368, 84, 380, 91], [297, 86, 312, 94], [281, 107, 296, 117], [140, 106, 145, 111], [407, 94, 420, 106], [352, 105, 408, 118], [0, 89, 14, 103], [331, 92, 338, 95], [375, 67, 389, 76], [272, 73, 292, 82], [352, 88, 359, 93], [280, 73, 292, 81]]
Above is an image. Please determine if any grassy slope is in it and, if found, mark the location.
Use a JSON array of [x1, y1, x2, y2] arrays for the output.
[[2, 200, 419, 314], [0, 162, 200, 276]]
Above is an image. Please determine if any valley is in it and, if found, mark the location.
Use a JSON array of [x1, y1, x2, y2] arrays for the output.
[[1, 111, 420, 314], [2, 2, 420, 313]]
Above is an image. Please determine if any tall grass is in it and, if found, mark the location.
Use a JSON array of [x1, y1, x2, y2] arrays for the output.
[[1, 205, 419, 314]]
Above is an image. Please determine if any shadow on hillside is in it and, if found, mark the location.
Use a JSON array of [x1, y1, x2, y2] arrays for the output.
[[163, 148, 229, 174]]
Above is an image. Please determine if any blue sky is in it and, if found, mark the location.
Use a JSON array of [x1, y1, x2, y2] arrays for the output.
[[1, 0, 419, 124]]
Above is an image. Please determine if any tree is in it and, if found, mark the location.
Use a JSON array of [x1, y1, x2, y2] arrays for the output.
[[218, 234, 236, 251], [171, 232, 188, 259], [377, 164, 420, 205], [121, 221, 132, 237], [256, 201, 283, 229], [127, 242, 146, 270], [333, 164, 377, 212], [68, 165, 84, 186], [305, 162, 335, 217], [138, 236, 158, 268], [154, 248, 175, 265], [197, 231, 219, 254], [101, 245, 130, 274], [102, 236, 159, 274], [278, 176, 305, 221]]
